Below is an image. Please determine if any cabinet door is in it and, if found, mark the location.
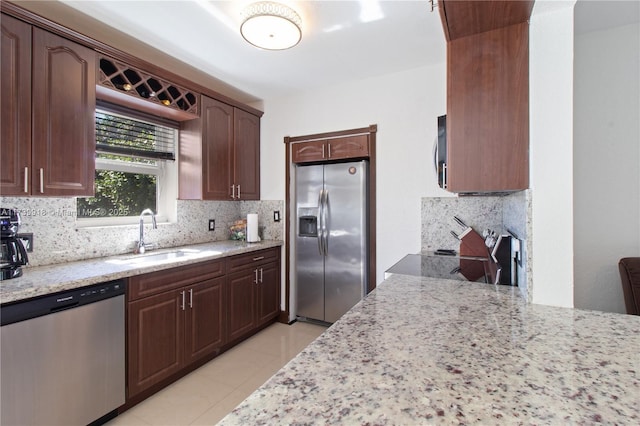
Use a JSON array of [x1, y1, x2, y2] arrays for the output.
[[327, 135, 369, 161], [1, 15, 31, 196], [202, 96, 233, 200], [128, 290, 184, 397], [234, 108, 260, 200], [446, 22, 529, 192], [256, 262, 280, 326], [185, 278, 226, 364], [292, 140, 326, 164], [31, 28, 96, 196], [227, 269, 256, 342]]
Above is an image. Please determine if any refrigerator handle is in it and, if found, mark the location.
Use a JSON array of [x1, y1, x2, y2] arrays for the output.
[[317, 189, 324, 255], [322, 189, 329, 256]]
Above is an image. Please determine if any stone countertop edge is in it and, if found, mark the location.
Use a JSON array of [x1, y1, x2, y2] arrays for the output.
[[0, 240, 283, 304], [218, 273, 640, 425]]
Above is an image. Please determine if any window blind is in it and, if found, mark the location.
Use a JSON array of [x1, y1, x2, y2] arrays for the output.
[[95, 107, 177, 161]]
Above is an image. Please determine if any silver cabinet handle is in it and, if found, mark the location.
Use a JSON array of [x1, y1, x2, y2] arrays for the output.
[[259, 268, 263, 283], [253, 256, 265, 261], [39, 168, 44, 193], [188, 288, 193, 308], [321, 144, 325, 159], [24, 167, 28, 193], [237, 184, 241, 199], [180, 290, 186, 311], [231, 184, 236, 199], [254, 269, 258, 284], [328, 143, 332, 158]]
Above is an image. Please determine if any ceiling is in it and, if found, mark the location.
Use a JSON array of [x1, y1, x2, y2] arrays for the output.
[[39, 0, 640, 105], [60, 0, 446, 102]]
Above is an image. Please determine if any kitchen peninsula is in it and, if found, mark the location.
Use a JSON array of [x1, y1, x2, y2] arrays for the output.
[[220, 274, 640, 424]]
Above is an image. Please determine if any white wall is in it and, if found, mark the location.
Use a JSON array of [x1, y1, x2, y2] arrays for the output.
[[260, 63, 447, 294], [573, 22, 640, 313], [529, 2, 577, 307]]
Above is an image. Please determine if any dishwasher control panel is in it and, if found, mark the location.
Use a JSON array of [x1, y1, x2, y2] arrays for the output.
[[1, 279, 125, 326]]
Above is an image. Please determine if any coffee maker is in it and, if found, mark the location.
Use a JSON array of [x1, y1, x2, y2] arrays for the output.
[[1, 208, 28, 280]]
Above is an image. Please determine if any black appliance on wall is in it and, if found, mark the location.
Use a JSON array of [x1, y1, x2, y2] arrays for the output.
[[1, 208, 28, 280]]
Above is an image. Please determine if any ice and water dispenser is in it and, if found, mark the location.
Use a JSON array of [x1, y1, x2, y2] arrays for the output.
[[298, 208, 318, 237]]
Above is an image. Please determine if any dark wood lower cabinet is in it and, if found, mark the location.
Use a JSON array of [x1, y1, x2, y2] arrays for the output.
[[227, 248, 281, 343], [185, 278, 226, 364], [127, 289, 184, 397], [127, 277, 225, 398], [227, 268, 257, 342], [126, 248, 280, 402]]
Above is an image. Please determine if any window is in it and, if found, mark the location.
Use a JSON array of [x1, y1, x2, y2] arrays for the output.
[[76, 103, 178, 226]]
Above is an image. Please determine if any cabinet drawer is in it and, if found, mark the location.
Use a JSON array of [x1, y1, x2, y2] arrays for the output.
[[227, 248, 279, 272], [128, 259, 225, 301]]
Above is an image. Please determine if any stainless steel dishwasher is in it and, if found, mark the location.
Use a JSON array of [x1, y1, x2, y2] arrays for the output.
[[1, 280, 126, 426]]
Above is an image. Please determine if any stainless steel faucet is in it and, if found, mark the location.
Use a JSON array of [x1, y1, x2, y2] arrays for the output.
[[137, 209, 157, 254]]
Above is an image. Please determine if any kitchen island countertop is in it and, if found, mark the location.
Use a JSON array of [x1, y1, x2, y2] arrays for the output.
[[219, 274, 640, 425], [0, 240, 282, 304]]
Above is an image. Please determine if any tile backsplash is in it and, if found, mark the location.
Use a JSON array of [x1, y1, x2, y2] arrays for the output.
[[0, 196, 283, 267]]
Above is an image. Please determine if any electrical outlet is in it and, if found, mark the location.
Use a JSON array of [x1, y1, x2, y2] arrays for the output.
[[208, 219, 215, 231], [273, 211, 281, 222]]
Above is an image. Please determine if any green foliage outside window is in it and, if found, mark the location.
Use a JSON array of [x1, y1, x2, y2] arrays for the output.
[[77, 170, 156, 218]]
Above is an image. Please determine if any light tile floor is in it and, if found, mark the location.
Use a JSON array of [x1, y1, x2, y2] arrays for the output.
[[107, 321, 327, 426]]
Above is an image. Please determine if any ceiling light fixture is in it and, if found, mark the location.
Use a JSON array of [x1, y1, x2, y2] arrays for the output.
[[240, 2, 302, 50]]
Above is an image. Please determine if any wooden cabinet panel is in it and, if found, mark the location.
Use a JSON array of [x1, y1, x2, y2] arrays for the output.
[[227, 247, 278, 272], [292, 135, 369, 164], [128, 290, 184, 397], [1, 14, 31, 196], [292, 140, 326, 163], [185, 278, 225, 364], [227, 268, 256, 342], [227, 248, 281, 341], [256, 262, 280, 326], [128, 259, 224, 301], [327, 135, 369, 161], [202, 97, 233, 200], [446, 22, 529, 192], [179, 96, 260, 200], [234, 108, 260, 200], [31, 28, 95, 196], [439, 0, 534, 41]]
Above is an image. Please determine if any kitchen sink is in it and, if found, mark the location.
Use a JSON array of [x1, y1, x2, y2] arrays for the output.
[[107, 249, 221, 266]]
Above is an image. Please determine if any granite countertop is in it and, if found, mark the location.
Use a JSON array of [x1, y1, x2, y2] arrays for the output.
[[0, 240, 282, 304], [220, 274, 640, 425]]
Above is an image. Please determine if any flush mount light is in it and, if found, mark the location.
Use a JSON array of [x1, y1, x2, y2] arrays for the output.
[[240, 2, 302, 50]]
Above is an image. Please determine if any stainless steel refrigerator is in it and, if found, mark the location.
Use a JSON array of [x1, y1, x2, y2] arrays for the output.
[[295, 160, 368, 324]]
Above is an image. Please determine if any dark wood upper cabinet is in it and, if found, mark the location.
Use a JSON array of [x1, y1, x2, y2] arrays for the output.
[[31, 28, 96, 196], [1, 14, 31, 196], [439, 0, 534, 41], [438, 0, 531, 193], [179, 96, 260, 201], [292, 134, 369, 164], [1, 14, 95, 197], [234, 108, 260, 200]]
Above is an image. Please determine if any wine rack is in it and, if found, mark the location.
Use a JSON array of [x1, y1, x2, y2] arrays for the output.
[[98, 56, 198, 115]]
